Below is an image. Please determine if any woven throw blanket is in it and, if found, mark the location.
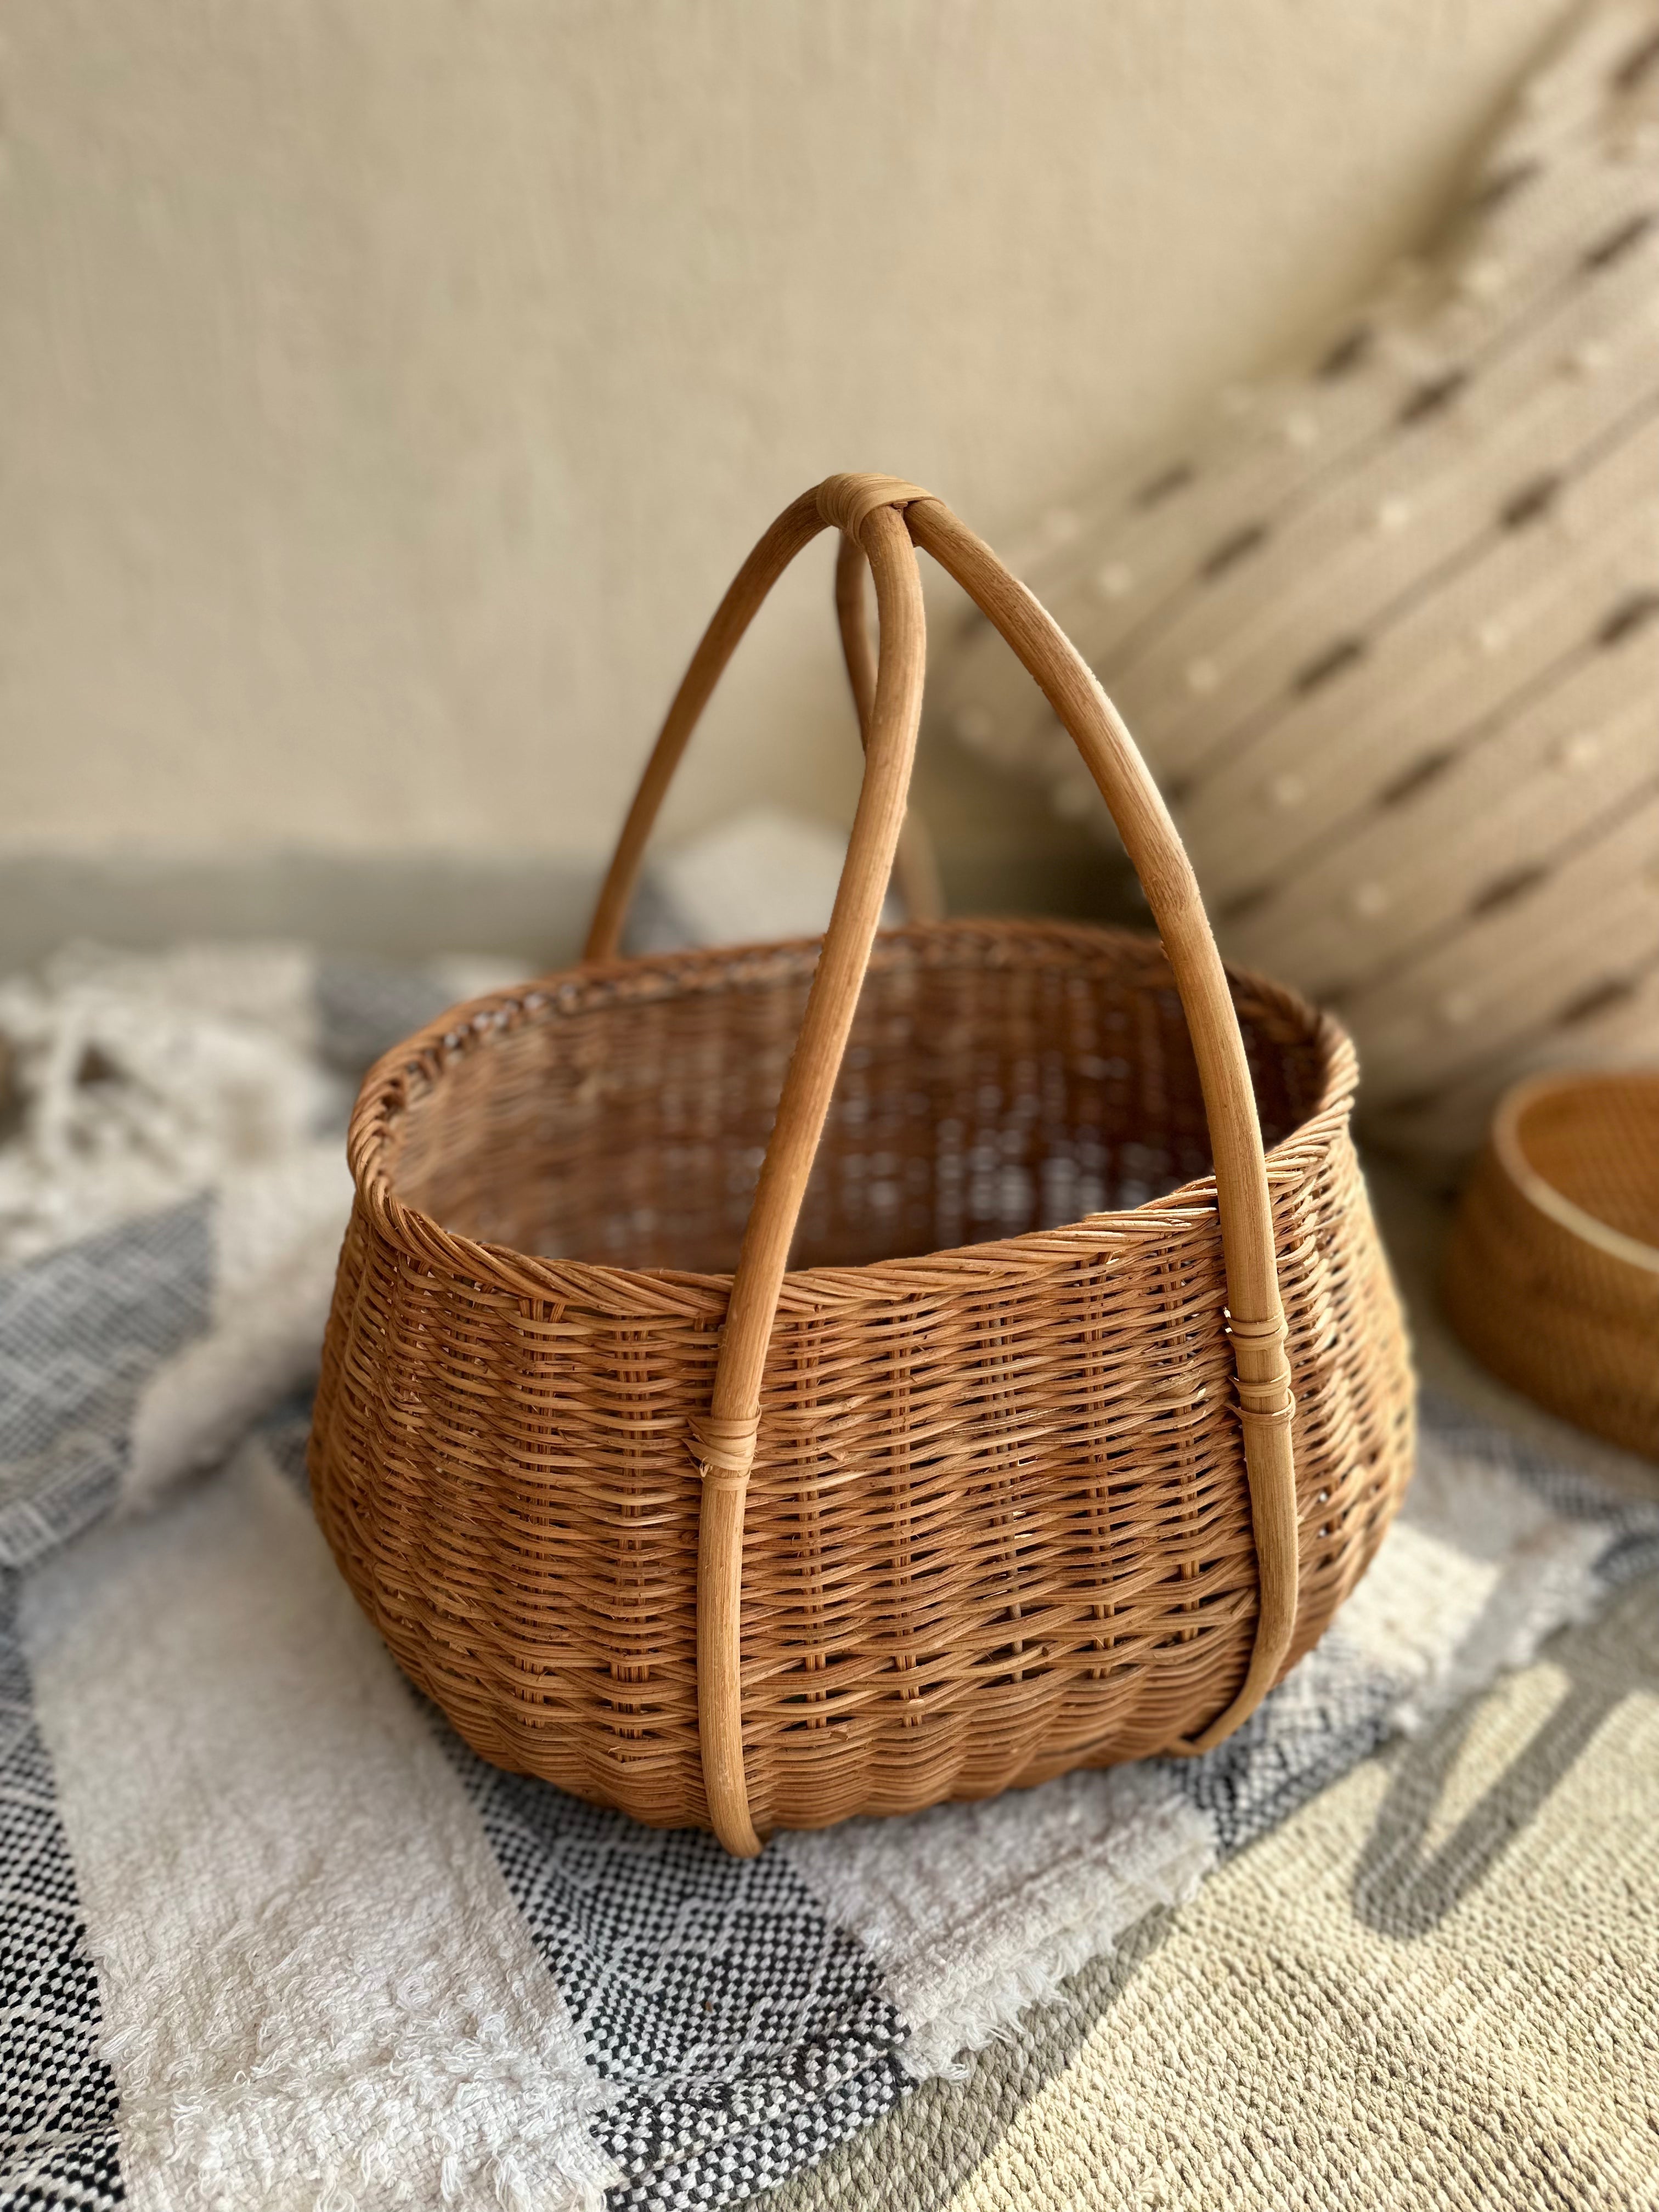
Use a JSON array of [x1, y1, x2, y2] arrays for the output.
[[768, 1567, 1659, 2211], [2, 945, 1656, 2212]]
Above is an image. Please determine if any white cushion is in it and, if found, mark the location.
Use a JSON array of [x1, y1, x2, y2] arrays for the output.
[[935, 0, 1659, 1166]]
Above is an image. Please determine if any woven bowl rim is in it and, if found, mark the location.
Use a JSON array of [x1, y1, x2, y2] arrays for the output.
[[344, 917, 1360, 1316], [1492, 1068, 1659, 1277]]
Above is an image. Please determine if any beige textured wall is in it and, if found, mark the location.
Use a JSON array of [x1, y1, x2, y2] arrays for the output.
[[0, 0, 1571, 873]]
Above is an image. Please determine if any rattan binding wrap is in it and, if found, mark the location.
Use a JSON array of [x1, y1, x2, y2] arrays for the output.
[[310, 476, 1415, 1852], [1444, 1070, 1659, 1463]]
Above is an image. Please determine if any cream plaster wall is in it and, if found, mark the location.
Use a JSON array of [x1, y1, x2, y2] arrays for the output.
[[1, 0, 1571, 876]]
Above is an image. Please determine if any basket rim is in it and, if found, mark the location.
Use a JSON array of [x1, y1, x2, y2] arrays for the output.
[[1493, 1068, 1659, 1277], [343, 917, 1360, 1317]]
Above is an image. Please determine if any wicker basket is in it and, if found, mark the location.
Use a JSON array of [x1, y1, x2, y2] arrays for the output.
[[1443, 1070, 1659, 1463], [310, 474, 1415, 1853]]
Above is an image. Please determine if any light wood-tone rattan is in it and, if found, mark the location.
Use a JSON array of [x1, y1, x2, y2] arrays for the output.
[[310, 476, 1414, 1852], [1444, 1070, 1659, 1463]]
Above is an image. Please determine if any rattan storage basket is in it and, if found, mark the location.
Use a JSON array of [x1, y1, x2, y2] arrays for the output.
[[309, 475, 1415, 1854], [1443, 1070, 1659, 1462]]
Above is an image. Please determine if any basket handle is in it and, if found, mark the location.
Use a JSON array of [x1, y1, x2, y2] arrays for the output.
[[834, 532, 946, 924], [584, 475, 1296, 1856]]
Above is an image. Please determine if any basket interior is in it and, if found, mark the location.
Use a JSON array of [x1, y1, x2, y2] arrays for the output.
[[1515, 1077, 1659, 1251], [382, 928, 1335, 1275]]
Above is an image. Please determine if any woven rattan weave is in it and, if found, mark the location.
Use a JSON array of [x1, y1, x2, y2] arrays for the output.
[[1444, 1070, 1659, 1463], [311, 476, 1414, 1851]]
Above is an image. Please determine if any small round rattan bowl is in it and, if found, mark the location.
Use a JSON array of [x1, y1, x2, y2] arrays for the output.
[[1443, 1069, 1659, 1463], [309, 475, 1415, 1854]]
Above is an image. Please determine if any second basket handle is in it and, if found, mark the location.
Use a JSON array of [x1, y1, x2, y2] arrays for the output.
[[835, 531, 946, 924], [584, 475, 1297, 1858]]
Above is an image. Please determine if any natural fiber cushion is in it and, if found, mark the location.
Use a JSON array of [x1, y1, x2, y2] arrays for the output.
[[936, 0, 1659, 1169]]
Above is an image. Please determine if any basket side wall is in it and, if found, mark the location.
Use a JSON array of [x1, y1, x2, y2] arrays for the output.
[[309, 1116, 1413, 1832], [1444, 1143, 1659, 1462]]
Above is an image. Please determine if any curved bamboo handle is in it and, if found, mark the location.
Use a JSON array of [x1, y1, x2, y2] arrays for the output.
[[585, 474, 1296, 1855], [696, 491, 927, 1854], [834, 534, 946, 925], [904, 499, 1297, 1766], [581, 494, 939, 966], [584, 487, 828, 964]]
